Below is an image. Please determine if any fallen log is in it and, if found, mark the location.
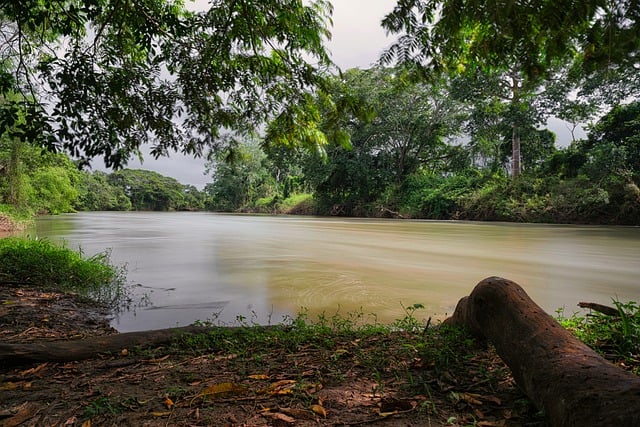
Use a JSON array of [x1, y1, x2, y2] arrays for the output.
[[444, 276, 640, 427], [0, 325, 225, 364]]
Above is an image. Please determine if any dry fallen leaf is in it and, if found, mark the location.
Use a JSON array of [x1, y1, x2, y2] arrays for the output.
[[212, 353, 238, 362], [304, 383, 323, 394], [258, 379, 296, 395], [0, 382, 18, 391], [262, 412, 296, 424], [279, 407, 316, 420], [483, 395, 502, 405], [248, 374, 270, 380], [81, 420, 92, 427], [62, 415, 77, 426], [310, 404, 327, 418], [460, 393, 483, 405], [1, 402, 40, 427], [143, 355, 170, 364], [197, 382, 248, 399], [19, 363, 48, 377], [163, 396, 174, 409]]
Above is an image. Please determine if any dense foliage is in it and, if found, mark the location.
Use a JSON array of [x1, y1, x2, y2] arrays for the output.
[[203, 67, 640, 225], [0, 1, 638, 225], [0, 141, 81, 214], [0, 138, 206, 214], [381, 0, 639, 177], [0, 0, 334, 168]]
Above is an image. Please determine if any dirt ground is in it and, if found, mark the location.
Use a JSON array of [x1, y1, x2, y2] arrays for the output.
[[0, 287, 547, 427]]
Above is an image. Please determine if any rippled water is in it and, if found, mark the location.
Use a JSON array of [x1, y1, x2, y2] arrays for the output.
[[26, 212, 640, 332]]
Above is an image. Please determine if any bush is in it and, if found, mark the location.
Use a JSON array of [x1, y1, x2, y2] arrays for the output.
[[400, 172, 480, 219], [0, 237, 129, 307]]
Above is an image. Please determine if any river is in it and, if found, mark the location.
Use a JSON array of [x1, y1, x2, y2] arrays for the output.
[[21, 212, 640, 332]]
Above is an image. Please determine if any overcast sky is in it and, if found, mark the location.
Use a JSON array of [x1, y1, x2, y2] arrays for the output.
[[97, 0, 582, 188]]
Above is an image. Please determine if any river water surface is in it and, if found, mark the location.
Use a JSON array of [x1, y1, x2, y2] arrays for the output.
[[26, 212, 640, 332]]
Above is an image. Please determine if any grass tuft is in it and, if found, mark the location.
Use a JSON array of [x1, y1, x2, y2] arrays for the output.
[[0, 237, 130, 308]]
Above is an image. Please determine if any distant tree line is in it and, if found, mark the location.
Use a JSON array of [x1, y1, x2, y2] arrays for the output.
[[77, 169, 205, 212], [0, 151, 206, 214]]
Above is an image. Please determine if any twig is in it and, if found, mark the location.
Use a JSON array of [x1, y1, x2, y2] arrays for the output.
[[578, 302, 620, 317]]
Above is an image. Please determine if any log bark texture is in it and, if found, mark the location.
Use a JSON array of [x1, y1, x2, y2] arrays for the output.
[[445, 276, 640, 427], [0, 325, 215, 364]]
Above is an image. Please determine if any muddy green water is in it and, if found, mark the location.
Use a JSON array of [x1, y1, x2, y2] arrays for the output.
[[25, 212, 640, 332]]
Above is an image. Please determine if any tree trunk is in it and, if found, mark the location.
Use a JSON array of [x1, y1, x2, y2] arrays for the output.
[[0, 325, 216, 364], [444, 276, 640, 427], [511, 125, 521, 178]]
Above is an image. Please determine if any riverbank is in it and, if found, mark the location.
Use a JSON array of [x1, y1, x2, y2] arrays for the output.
[[0, 285, 548, 426], [0, 212, 32, 236], [0, 213, 16, 233]]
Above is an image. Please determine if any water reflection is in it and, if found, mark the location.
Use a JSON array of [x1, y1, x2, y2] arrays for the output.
[[25, 212, 640, 332]]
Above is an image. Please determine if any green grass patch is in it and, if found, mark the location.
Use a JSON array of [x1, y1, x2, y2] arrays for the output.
[[556, 300, 640, 372], [172, 304, 475, 379], [0, 237, 130, 307], [251, 193, 315, 214], [279, 193, 315, 214]]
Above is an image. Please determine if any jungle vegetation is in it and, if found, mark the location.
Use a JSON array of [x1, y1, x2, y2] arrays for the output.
[[0, 0, 638, 225]]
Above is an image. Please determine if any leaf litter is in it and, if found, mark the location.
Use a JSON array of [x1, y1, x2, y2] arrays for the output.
[[0, 287, 548, 426]]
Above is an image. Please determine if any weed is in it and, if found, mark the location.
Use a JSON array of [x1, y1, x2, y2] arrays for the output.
[[83, 396, 121, 418], [372, 370, 384, 396], [165, 385, 189, 400], [394, 303, 427, 332], [556, 299, 640, 369]]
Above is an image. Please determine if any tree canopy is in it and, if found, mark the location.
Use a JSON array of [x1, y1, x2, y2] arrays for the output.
[[0, 0, 334, 168], [381, 0, 639, 77], [380, 0, 640, 177]]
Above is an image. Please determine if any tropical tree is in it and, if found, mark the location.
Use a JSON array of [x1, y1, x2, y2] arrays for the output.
[[107, 169, 187, 211], [0, 136, 27, 209], [204, 141, 276, 211], [0, 0, 334, 168], [381, 0, 640, 177], [585, 101, 640, 183], [0, 139, 82, 214], [75, 171, 132, 211], [304, 67, 465, 215], [29, 166, 79, 214]]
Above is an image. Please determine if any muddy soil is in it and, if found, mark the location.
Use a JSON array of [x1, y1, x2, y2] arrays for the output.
[[0, 286, 546, 426]]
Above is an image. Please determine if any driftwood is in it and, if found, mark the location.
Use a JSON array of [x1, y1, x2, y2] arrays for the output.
[[445, 276, 640, 427], [0, 325, 216, 364], [577, 301, 620, 317]]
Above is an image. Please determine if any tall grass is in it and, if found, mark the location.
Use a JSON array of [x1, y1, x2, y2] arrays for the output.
[[0, 237, 129, 307]]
